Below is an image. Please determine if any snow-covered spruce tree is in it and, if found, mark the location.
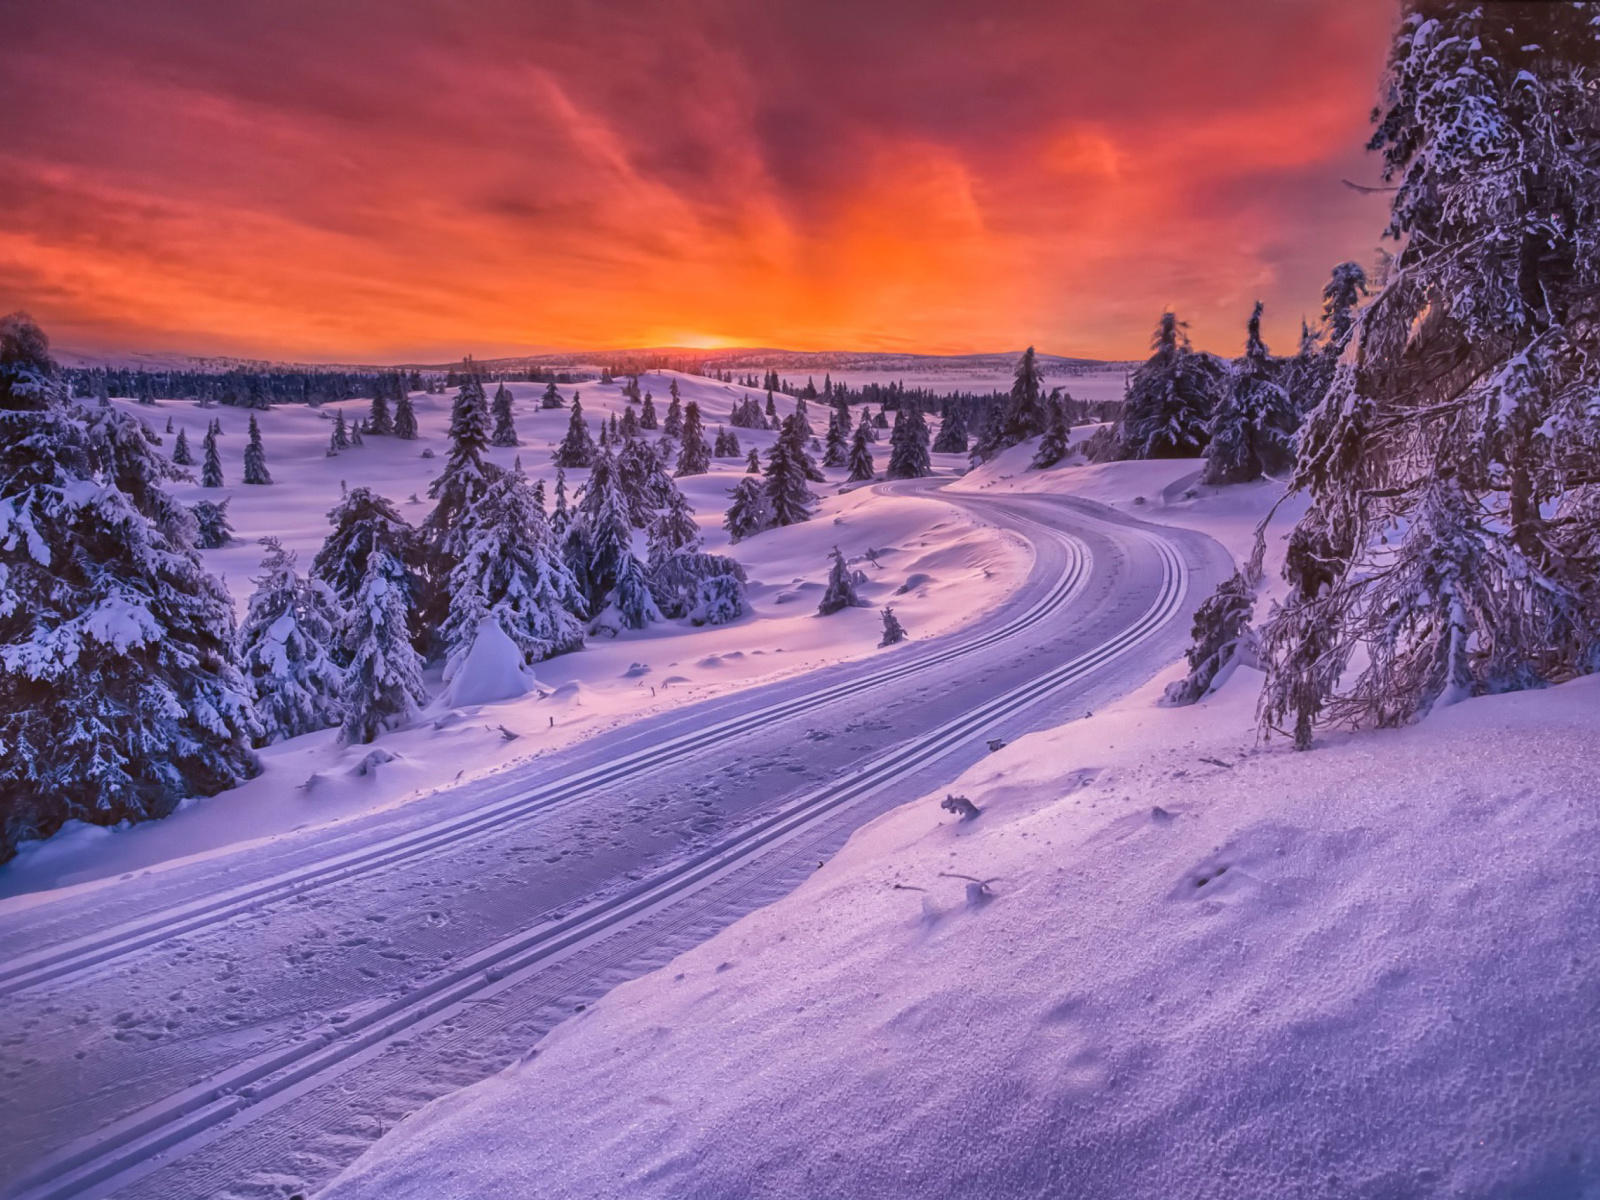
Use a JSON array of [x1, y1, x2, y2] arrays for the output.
[[1165, 571, 1256, 706], [723, 477, 772, 542], [886, 404, 932, 479], [243, 413, 272, 484], [972, 346, 1048, 461], [333, 408, 352, 451], [393, 391, 419, 440], [440, 462, 585, 676], [172, 425, 194, 466], [933, 405, 969, 454], [818, 546, 867, 615], [540, 381, 564, 410], [649, 550, 747, 622], [794, 395, 814, 438], [551, 467, 570, 533], [764, 414, 818, 526], [662, 381, 684, 439], [1204, 302, 1296, 485], [1117, 312, 1223, 459], [1030, 395, 1073, 469], [553, 393, 597, 468], [573, 453, 661, 632], [191, 498, 234, 548], [675, 400, 711, 477], [823, 404, 850, 467], [1260, 1, 1600, 750], [369, 389, 394, 437], [879, 605, 907, 647], [620, 405, 640, 440], [647, 486, 701, 568], [238, 537, 345, 742], [350, 420, 364, 448], [847, 415, 876, 483], [0, 313, 258, 858], [423, 373, 495, 580], [312, 487, 426, 616], [490, 382, 519, 447], [201, 427, 224, 487], [639, 390, 657, 427], [340, 539, 428, 744]]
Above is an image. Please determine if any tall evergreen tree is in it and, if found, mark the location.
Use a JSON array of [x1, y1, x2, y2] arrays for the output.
[[662, 381, 684, 438], [640, 390, 658, 428], [423, 375, 494, 580], [340, 540, 427, 744], [490, 382, 519, 447], [440, 463, 585, 675], [847, 414, 876, 483], [540, 381, 564, 409], [393, 391, 419, 440], [201, 426, 224, 487], [0, 313, 258, 859], [823, 403, 850, 467], [1117, 312, 1223, 459], [675, 400, 711, 477], [723, 477, 773, 543], [764, 415, 818, 526], [1204, 302, 1296, 485], [172, 426, 194, 466], [886, 405, 932, 479], [312, 487, 425, 616], [553, 394, 597, 468], [745, 447, 761, 474], [243, 412, 272, 484], [369, 389, 394, 436], [933, 406, 969, 454], [1261, 0, 1600, 748], [647, 487, 701, 568], [191, 498, 234, 548], [238, 537, 345, 743], [571, 452, 660, 631], [1030, 394, 1073, 469]]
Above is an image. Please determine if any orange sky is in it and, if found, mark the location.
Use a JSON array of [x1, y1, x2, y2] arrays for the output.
[[0, 0, 1398, 363]]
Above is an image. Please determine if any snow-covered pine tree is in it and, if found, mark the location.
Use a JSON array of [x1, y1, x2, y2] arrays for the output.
[[490, 382, 519, 447], [393, 391, 419, 440], [312, 487, 425, 616], [1030, 395, 1073, 468], [440, 462, 585, 675], [879, 605, 907, 647], [340, 539, 428, 744], [332, 408, 351, 451], [551, 467, 570, 533], [1203, 302, 1296, 485], [1260, 0, 1600, 749], [191, 498, 234, 548], [647, 487, 701, 568], [573, 453, 661, 632], [823, 404, 849, 467], [765, 390, 778, 427], [847, 414, 876, 482], [745, 447, 761, 474], [243, 413, 272, 484], [794, 396, 813, 438], [1165, 571, 1255, 706], [873, 408, 890, 431], [932, 405, 969, 454], [675, 400, 711, 477], [369, 389, 394, 436], [0, 313, 258, 859], [541, 381, 564, 409], [172, 426, 194, 466], [764, 414, 818, 526], [723, 477, 772, 542], [621, 405, 640, 440], [662, 381, 684, 439], [886, 404, 932, 479], [553, 393, 597, 468], [238, 537, 345, 742], [818, 546, 866, 615], [350, 420, 364, 448], [424, 373, 495, 583], [639, 390, 657, 427], [201, 426, 224, 487], [1117, 311, 1223, 459]]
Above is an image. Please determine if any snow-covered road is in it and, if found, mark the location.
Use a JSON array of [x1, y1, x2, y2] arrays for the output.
[[0, 482, 1230, 1200]]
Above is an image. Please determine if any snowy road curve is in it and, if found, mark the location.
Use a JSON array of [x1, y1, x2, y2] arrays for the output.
[[0, 483, 1230, 1200]]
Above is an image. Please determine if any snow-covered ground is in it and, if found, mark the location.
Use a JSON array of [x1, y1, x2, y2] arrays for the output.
[[318, 444, 1600, 1200], [2, 373, 1031, 899]]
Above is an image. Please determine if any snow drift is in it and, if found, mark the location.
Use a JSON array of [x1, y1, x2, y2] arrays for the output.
[[323, 669, 1600, 1200]]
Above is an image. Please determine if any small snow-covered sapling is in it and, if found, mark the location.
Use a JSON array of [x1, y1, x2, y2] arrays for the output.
[[941, 794, 980, 821]]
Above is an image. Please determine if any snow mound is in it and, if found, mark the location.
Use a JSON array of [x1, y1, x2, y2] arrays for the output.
[[697, 654, 727, 668], [323, 671, 1600, 1200], [442, 618, 534, 708], [623, 662, 652, 678], [895, 571, 933, 595]]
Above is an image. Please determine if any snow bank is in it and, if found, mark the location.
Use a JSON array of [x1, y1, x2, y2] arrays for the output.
[[441, 617, 534, 707], [324, 667, 1600, 1200]]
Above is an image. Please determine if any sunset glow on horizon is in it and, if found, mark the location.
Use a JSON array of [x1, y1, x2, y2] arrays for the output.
[[1, 0, 1398, 363]]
